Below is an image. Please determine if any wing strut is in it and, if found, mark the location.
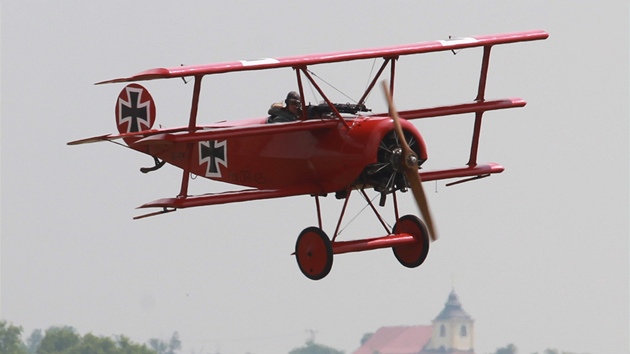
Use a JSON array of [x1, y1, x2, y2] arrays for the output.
[[188, 75, 203, 131], [295, 68, 308, 121], [475, 46, 492, 102], [299, 67, 351, 129], [179, 75, 204, 199], [296, 55, 400, 129], [467, 45, 492, 167], [389, 57, 397, 96], [357, 58, 392, 106]]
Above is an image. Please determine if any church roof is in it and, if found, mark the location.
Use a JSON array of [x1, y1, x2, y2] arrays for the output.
[[352, 290, 475, 354], [433, 289, 473, 321], [352, 325, 432, 354]]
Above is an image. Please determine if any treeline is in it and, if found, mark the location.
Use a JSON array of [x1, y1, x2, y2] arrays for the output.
[[0, 321, 345, 354], [0, 320, 180, 354], [2, 320, 588, 354], [493, 343, 589, 354]]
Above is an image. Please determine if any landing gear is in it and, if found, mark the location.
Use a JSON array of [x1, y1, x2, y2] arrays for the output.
[[392, 215, 430, 268], [295, 227, 333, 280], [294, 213, 430, 280]]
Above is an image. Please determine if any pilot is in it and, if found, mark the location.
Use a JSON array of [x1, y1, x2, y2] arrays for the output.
[[267, 91, 302, 123]]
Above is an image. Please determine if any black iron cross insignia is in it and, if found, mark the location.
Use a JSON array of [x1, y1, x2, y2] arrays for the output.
[[118, 86, 151, 133], [199, 140, 227, 177]]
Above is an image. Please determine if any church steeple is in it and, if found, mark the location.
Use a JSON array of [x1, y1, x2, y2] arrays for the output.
[[426, 289, 475, 352], [435, 289, 472, 321]]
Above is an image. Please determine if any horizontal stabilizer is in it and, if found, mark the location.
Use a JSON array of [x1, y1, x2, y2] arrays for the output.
[[67, 134, 114, 145]]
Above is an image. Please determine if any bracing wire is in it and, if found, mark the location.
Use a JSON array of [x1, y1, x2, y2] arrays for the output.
[[307, 69, 357, 103], [108, 139, 133, 149], [306, 60, 378, 106], [363, 58, 377, 102], [306, 79, 319, 104], [337, 190, 392, 236]]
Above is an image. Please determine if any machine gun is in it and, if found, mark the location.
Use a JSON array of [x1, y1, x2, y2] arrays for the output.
[[307, 102, 371, 117]]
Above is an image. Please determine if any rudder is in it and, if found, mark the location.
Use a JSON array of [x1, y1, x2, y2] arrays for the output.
[[115, 83, 156, 135]]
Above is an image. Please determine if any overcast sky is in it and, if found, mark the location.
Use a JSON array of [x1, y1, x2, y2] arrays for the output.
[[2, 1, 628, 354]]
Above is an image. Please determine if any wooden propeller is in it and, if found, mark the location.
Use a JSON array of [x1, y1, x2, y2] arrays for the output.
[[381, 81, 437, 241]]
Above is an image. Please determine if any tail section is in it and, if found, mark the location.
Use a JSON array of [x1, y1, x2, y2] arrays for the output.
[[115, 83, 156, 134]]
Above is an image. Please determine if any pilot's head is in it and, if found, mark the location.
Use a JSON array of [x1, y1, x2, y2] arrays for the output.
[[285, 91, 301, 107]]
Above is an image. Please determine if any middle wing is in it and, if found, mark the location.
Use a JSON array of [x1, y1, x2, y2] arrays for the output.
[[134, 119, 339, 146], [67, 118, 340, 146]]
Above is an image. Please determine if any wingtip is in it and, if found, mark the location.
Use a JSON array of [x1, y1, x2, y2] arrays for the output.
[[95, 68, 174, 85]]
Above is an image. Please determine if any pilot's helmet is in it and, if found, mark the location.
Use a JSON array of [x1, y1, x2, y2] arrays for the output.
[[285, 91, 301, 106]]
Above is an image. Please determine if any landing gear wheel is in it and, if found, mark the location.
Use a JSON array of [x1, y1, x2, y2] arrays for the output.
[[295, 227, 333, 280], [392, 215, 430, 268]]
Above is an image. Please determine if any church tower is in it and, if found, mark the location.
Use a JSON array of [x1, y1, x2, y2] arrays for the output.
[[426, 289, 475, 352]]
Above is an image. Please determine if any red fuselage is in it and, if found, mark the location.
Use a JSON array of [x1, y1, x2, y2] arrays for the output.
[[128, 116, 427, 194]]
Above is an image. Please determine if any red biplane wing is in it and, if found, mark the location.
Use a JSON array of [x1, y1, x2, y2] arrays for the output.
[[376, 98, 527, 121], [135, 184, 323, 219], [96, 30, 548, 84], [133, 119, 339, 146]]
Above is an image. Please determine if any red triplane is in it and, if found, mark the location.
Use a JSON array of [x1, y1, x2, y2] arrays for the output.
[[69, 30, 548, 280]]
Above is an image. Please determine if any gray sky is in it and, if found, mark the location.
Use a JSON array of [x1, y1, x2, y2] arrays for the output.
[[2, 1, 628, 354]]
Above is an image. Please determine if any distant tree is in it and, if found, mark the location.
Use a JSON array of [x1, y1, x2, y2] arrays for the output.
[[167, 332, 181, 354], [149, 338, 166, 354], [0, 320, 28, 354], [541, 350, 587, 354], [36, 326, 155, 354], [26, 329, 43, 354], [149, 338, 167, 354], [67, 333, 117, 354], [493, 343, 518, 354], [37, 326, 80, 354], [288, 340, 344, 354], [117, 335, 156, 354], [149, 332, 181, 354], [62, 333, 154, 354], [360, 333, 373, 346]]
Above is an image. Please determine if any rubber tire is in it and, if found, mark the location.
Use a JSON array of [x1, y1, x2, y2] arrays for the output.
[[392, 215, 430, 268], [295, 227, 334, 280]]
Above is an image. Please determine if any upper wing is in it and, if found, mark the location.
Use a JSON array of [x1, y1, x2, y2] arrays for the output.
[[97, 30, 548, 84]]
